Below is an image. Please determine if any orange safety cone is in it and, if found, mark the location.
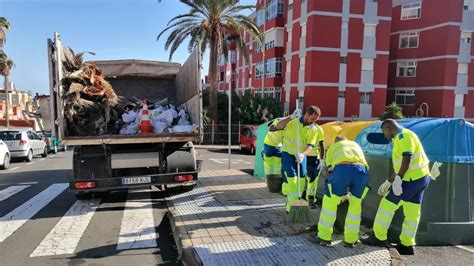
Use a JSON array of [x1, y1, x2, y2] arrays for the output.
[[138, 99, 154, 134]]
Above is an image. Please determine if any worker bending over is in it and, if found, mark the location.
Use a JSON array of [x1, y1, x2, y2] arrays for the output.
[[273, 106, 320, 213], [315, 136, 370, 248], [263, 118, 285, 193], [362, 119, 431, 255]]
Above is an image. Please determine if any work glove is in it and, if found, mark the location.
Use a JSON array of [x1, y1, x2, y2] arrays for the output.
[[430, 161, 442, 181], [317, 159, 326, 171], [392, 175, 403, 196], [377, 180, 392, 196], [295, 153, 305, 164], [340, 192, 351, 203], [290, 109, 302, 119]]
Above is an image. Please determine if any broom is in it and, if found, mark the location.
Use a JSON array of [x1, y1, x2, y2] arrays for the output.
[[286, 100, 311, 224]]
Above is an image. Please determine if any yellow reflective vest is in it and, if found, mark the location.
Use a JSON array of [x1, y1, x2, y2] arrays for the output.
[[281, 118, 318, 155], [264, 118, 284, 147], [326, 140, 368, 169], [392, 128, 430, 181]]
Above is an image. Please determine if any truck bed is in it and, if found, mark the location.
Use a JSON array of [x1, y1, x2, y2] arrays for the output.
[[62, 132, 199, 145]]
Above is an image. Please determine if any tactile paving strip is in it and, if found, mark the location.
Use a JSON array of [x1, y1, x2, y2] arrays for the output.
[[195, 236, 391, 265]]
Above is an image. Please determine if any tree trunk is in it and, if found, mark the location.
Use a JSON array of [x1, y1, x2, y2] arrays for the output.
[[208, 34, 219, 122], [4, 75, 8, 128]]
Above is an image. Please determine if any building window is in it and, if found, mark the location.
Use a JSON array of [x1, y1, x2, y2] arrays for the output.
[[265, 40, 275, 50], [338, 91, 345, 98], [267, 0, 284, 21], [399, 32, 419, 48], [256, 41, 263, 53], [265, 57, 283, 77], [340, 56, 347, 64], [395, 90, 415, 105], [401, 2, 422, 20], [397, 61, 417, 77], [360, 92, 373, 104], [255, 62, 264, 79], [254, 87, 281, 100], [229, 51, 236, 63], [257, 9, 265, 26], [220, 72, 225, 82]]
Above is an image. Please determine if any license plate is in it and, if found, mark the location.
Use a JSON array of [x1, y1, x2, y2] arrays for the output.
[[122, 176, 151, 185]]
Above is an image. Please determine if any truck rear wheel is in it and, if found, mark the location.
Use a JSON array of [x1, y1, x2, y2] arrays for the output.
[[75, 192, 92, 200]]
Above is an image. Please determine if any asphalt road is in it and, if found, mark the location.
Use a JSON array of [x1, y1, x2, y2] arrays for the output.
[[1, 147, 473, 265], [0, 151, 180, 266]]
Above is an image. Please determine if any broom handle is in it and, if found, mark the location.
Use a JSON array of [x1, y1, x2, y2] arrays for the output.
[[295, 100, 301, 200]]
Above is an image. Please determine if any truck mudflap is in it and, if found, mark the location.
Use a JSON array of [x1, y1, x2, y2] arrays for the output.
[[70, 160, 202, 192]]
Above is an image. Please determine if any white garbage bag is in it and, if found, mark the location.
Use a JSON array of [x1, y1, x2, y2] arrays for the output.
[[119, 122, 139, 135], [152, 120, 168, 133], [122, 110, 137, 123], [155, 109, 175, 126], [177, 109, 191, 125]]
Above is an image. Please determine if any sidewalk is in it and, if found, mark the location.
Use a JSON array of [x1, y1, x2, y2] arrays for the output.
[[166, 169, 395, 265]]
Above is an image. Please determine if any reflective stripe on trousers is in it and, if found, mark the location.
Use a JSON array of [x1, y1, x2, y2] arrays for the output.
[[317, 184, 340, 241], [343, 187, 369, 244]]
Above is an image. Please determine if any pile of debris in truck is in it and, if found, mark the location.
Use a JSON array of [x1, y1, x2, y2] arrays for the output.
[[60, 47, 196, 136]]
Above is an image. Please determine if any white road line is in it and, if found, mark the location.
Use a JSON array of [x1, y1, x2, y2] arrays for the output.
[[39, 158, 45, 161], [0, 182, 38, 186], [30, 199, 101, 257], [0, 183, 68, 243], [0, 185, 30, 202], [26, 162, 35, 165], [116, 191, 157, 250], [455, 245, 474, 253], [9, 167, 20, 171]]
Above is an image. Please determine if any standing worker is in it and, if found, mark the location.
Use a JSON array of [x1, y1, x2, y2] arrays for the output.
[[306, 121, 325, 208], [263, 118, 285, 193], [315, 136, 370, 248], [273, 106, 321, 213], [362, 119, 431, 255]]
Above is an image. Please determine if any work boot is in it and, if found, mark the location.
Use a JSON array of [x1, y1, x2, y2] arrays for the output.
[[395, 244, 415, 255], [306, 234, 332, 246], [361, 233, 389, 247], [343, 240, 359, 249]]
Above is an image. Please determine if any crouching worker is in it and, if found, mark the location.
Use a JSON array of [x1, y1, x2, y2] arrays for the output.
[[263, 118, 284, 194], [315, 136, 369, 248]]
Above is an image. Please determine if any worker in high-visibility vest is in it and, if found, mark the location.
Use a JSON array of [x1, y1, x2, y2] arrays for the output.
[[306, 123, 325, 208], [314, 136, 369, 248], [362, 119, 431, 255], [263, 118, 285, 193], [273, 106, 321, 213]]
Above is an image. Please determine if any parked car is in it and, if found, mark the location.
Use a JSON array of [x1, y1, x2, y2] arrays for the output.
[[240, 125, 258, 154], [0, 139, 10, 169], [0, 129, 48, 162], [37, 131, 65, 154]]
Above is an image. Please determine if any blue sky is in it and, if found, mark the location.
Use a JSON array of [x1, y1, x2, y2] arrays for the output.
[[0, 0, 255, 95]]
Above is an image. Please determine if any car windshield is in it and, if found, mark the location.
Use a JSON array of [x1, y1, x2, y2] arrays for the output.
[[0, 131, 22, 141]]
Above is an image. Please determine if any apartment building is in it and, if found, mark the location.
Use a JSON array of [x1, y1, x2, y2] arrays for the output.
[[218, 0, 392, 121], [388, 0, 474, 120], [0, 82, 35, 128]]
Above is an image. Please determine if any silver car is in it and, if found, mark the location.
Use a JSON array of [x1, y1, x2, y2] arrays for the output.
[[0, 129, 47, 162]]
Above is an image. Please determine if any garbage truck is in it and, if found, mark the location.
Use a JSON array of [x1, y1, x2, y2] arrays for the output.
[[48, 33, 202, 199]]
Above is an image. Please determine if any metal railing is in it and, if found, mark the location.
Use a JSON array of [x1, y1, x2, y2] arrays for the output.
[[201, 121, 256, 145]]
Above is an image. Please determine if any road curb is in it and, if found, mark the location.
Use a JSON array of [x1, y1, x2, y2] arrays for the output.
[[166, 198, 203, 266]]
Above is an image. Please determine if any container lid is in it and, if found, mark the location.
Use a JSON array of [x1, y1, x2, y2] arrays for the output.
[[355, 118, 474, 164]]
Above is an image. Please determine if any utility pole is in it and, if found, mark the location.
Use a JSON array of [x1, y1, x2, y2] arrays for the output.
[[4, 76, 9, 127]]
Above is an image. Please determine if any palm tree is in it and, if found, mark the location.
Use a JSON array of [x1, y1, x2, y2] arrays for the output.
[[0, 50, 14, 127], [157, 0, 262, 122], [0, 17, 11, 47]]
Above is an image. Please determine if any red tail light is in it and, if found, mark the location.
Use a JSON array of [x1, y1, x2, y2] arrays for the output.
[[19, 140, 27, 146], [74, 181, 96, 189], [175, 175, 193, 182]]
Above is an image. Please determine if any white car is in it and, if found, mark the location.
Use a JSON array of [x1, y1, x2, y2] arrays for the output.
[[0, 129, 47, 162], [0, 139, 10, 169]]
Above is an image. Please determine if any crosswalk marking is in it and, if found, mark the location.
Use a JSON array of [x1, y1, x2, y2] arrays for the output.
[[0, 185, 30, 202], [30, 199, 101, 257], [117, 191, 157, 250], [0, 183, 68, 243]]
